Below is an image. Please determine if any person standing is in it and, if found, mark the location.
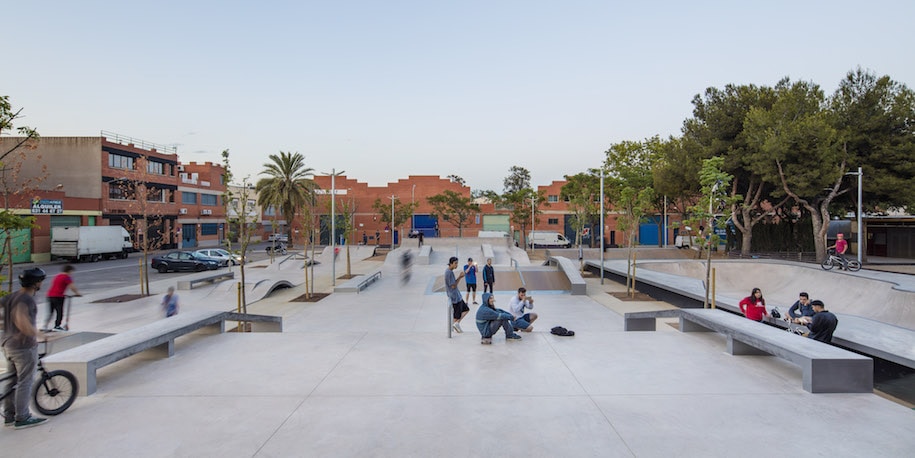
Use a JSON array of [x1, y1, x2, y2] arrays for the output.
[[482, 258, 495, 294], [162, 286, 179, 318], [1, 268, 48, 429], [739, 287, 768, 322], [508, 287, 538, 332], [807, 300, 838, 343], [445, 256, 469, 333], [418, 231, 424, 248], [475, 293, 522, 344], [44, 264, 81, 331], [463, 258, 478, 304]]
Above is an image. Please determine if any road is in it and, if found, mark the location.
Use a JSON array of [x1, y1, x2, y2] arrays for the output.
[[7, 243, 283, 296]]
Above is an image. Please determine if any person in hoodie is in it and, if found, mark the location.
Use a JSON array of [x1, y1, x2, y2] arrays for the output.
[[475, 293, 522, 344]]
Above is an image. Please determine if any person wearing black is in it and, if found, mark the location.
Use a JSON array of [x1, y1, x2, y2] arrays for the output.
[[2, 268, 49, 429], [807, 300, 838, 343], [482, 258, 495, 294]]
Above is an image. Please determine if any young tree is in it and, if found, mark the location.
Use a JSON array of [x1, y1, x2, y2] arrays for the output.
[[0, 96, 41, 293], [426, 190, 480, 237], [560, 171, 601, 249], [690, 157, 735, 308], [222, 150, 258, 313], [371, 197, 416, 246], [115, 155, 170, 295]]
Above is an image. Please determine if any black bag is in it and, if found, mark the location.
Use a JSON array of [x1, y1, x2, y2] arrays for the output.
[[770, 307, 781, 319], [550, 326, 575, 337]]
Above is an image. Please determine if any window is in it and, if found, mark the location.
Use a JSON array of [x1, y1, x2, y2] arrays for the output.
[[147, 161, 164, 175], [548, 218, 559, 225], [146, 188, 165, 202], [201, 194, 218, 206], [109, 184, 132, 200], [201, 223, 218, 235], [108, 153, 134, 170], [548, 195, 558, 203], [264, 205, 276, 216], [182, 192, 197, 204]]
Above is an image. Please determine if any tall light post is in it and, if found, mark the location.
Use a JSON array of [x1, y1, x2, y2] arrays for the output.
[[846, 167, 863, 264], [411, 184, 416, 233], [529, 190, 536, 250], [390, 194, 397, 248], [600, 169, 605, 285], [320, 169, 345, 285]]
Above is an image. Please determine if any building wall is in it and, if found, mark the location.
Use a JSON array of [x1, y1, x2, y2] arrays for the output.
[[0, 137, 103, 199], [176, 162, 227, 248]]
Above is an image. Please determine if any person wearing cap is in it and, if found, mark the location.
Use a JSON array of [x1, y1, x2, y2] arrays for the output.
[[828, 233, 849, 269], [1, 268, 48, 429], [475, 293, 522, 344], [445, 256, 469, 333], [807, 300, 838, 343]]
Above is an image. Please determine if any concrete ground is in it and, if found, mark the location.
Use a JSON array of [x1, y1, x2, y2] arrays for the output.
[[2, 244, 914, 457]]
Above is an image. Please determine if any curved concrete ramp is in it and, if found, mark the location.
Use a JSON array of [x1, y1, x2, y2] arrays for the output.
[[640, 260, 915, 330], [429, 267, 571, 294]]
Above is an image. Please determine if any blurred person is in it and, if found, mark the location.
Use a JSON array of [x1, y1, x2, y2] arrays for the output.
[[2, 268, 48, 429], [44, 264, 81, 331], [162, 286, 179, 318]]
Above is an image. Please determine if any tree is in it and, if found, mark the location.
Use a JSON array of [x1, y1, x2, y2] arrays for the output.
[[500, 188, 546, 249], [503, 166, 531, 194], [447, 174, 466, 187], [371, 197, 416, 246], [690, 157, 735, 308], [222, 150, 258, 313], [426, 190, 480, 237], [744, 78, 846, 262], [255, 151, 315, 246], [560, 171, 601, 249], [0, 96, 40, 293]]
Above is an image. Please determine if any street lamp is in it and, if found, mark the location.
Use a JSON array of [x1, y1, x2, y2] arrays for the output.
[[411, 184, 416, 233], [600, 169, 605, 285], [320, 169, 345, 285], [845, 167, 863, 264], [390, 194, 397, 248]]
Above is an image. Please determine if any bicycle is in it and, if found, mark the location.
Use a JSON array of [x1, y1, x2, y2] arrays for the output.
[[1, 340, 78, 416], [821, 248, 861, 272]]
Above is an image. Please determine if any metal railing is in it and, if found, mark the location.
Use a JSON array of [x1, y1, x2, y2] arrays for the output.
[[101, 130, 177, 155]]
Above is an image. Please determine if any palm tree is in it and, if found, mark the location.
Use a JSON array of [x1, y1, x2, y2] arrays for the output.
[[255, 151, 316, 245]]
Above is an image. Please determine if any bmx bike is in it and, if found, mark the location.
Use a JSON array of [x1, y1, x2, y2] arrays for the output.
[[820, 248, 861, 272], [1, 340, 78, 416]]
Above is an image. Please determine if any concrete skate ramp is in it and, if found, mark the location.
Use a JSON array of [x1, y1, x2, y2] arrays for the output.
[[429, 268, 571, 294], [640, 260, 915, 331]]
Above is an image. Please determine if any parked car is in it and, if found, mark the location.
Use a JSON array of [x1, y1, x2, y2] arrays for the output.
[[195, 248, 241, 266], [267, 233, 289, 243], [151, 251, 220, 273]]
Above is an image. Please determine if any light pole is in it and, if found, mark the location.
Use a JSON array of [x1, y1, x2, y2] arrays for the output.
[[600, 169, 605, 285], [390, 194, 397, 248], [845, 167, 863, 264], [411, 184, 416, 233], [529, 190, 536, 250], [320, 169, 345, 286]]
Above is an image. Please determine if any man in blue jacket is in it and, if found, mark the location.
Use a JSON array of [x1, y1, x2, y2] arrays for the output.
[[475, 293, 522, 344]]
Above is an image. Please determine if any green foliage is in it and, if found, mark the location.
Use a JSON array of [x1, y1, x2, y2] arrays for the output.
[[560, 171, 601, 246], [503, 166, 531, 194], [426, 190, 479, 237], [255, 151, 316, 243], [371, 197, 417, 230]]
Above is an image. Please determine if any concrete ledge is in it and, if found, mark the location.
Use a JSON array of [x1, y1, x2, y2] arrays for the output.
[[679, 309, 873, 393], [481, 244, 495, 261], [177, 271, 235, 290], [623, 309, 683, 331], [334, 269, 383, 293], [417, 245, 432, 265], [549, 256, 586, 295]]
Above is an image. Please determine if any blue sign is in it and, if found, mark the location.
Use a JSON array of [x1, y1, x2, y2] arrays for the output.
[[31, 198, 63, 214]]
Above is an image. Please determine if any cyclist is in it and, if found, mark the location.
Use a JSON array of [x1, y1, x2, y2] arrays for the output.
[[1, 267, 49, 429], [827, 233, 849, 270]]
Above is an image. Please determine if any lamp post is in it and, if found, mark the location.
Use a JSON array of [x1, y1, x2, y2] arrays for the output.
[[600, 169, 605, 285], [845, 167, 863, 264], [411, 184, 416, 234], [390, 194, 397, 248], [529, 190, 536, 250], [321, 168, 345, 286]]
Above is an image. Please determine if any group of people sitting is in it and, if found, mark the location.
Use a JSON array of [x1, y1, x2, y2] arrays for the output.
[[739, 288, 839, 343], [444, 256, 538, 344]]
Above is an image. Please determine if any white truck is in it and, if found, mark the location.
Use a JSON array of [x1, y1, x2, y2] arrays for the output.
[[51, 226, 133, 262], [527, 231, 572, 248]]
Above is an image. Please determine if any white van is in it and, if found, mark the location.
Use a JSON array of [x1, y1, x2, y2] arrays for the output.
[[527, 231, 572, 248]]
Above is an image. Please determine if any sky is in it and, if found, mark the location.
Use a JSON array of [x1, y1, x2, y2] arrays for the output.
[[4, 0, 914, 192]]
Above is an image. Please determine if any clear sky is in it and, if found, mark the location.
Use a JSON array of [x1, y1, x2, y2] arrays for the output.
[[4, 0, 913, 192]]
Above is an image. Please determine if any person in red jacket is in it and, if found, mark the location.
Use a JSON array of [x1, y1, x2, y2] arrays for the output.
[[739, 287, 768, 322], [44, 264, 81, 331]]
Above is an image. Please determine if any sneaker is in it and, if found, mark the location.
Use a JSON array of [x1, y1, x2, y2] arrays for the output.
[[3, 417, 13, 427], [473, 301, 478, 305], [454, 323, 463, 333], [14, 417, 47, 429], [481, 338, 492, 345], [54, 326, 65, 331], [506, 334, 522, 340]]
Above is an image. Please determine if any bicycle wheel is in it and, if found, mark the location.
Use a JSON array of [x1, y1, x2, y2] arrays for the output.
[[820, 257, 834, 270], [33, 370, 78, 416], [847, 260, 862, 272]]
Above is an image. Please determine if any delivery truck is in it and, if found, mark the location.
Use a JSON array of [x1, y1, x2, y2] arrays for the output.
[[527, 231, 572, 248], [51, 226, 133, 262]]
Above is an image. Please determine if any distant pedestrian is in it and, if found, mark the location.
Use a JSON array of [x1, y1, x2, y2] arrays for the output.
[[482, 258, 495, 294], [463, 258, 478, 304], [418, 231, 424, 248], [162, 286, 179, 317], [739, 287, 768, 322], [375, 230, 380, 246], [807, 300, 838, 343], [44, 264, 81, 331], [445, 256, 469, 333], [362, 232, 368, 245]]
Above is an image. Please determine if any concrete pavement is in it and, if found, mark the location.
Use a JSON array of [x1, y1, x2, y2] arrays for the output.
[[2, 244, 914, 457]]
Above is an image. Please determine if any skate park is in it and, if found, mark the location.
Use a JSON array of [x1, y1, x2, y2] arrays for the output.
[[2, 239, 915, 457]]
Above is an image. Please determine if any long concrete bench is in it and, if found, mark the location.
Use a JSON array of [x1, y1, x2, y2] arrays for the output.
[[623, 309, 684, 331], [548, 256, 586, 295], [177, 271, 234, 290], [334, 269, 383, 293], [678, 309, 873, 393], [417, 245, 432, 265], [42, 310, 283, 396]]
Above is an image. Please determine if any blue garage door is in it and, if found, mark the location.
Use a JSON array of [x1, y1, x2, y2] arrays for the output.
[[413, 214, 438, 237]]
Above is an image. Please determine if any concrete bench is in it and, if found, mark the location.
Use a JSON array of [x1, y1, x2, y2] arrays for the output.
[[549, 256, 587, 295], [623, 309, 684, 331], [177, 271, 234, 290], [42, 310, 283, 396], [678, 309, 873, 393], [334, 269, 383, 293], [417, 245, 432, 265]]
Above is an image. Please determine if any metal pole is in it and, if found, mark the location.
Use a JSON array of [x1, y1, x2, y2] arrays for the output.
[[331, 169, 336, 286], [857, 167, 863, 264], [412, 184, 416, 233], [600, 170, 605, 285], [391, 194, 396, 248]]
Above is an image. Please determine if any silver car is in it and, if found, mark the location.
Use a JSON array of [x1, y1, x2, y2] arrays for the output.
[[195, 248, 241, 267]]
